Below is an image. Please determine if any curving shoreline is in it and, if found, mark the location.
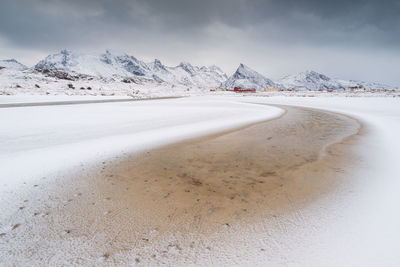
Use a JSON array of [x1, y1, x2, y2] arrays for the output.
[[0, 104, 362, 265]]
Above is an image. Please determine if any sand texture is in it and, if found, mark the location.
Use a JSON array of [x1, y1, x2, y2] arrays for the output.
[[0, 105, 361, 265]]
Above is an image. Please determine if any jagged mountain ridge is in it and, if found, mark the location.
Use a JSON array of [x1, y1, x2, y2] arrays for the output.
[[35, 50, 227, 88], [279, 70, 395, 91], [0, 59, 28, 70], [3, 50, 396, 91], [278, 70, 345, 91], [221, 66, 396, 91], [221, 63, 278, 90]]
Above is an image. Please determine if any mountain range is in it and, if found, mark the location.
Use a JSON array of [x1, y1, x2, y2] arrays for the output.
[[278, 70, 394, 91], [224, 66, 394, 91], [0, 50, 396, 91], [34, 50, 227, 89]]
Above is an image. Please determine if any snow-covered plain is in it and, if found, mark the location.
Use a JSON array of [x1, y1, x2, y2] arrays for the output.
[[1, 95, 399, 266]]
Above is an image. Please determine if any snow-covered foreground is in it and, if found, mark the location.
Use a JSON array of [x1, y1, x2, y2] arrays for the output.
[[1, 95, 399, 266], [0, 96, 283, 192], [234, 96, 400, 266], [0, 94, 131, 104]]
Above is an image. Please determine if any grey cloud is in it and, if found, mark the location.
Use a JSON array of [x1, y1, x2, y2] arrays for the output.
[[0, 0, 399, 86], [1, 0, 399, 47]]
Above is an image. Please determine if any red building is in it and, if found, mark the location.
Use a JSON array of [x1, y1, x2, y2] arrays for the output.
[[233, 87, 256, 93]]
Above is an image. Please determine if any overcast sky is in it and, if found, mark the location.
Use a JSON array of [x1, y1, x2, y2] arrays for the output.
[[1, 0, 399, 85]]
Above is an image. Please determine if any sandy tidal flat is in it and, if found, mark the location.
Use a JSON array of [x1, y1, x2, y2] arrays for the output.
[[0, 104, 361, 265]]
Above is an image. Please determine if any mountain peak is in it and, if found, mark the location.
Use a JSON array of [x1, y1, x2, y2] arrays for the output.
[[232, 63, 264, 80], [236, 63, 251, 73], [222, 64, 276, 90], [154, 59, 163, 66], [151, 59, 168, 72], [297, 70, 332, 83], [0, 59, 28, 70], [279, 70, 341, 90], [60, 49, 72, 54], [178, 62, 196, 74], [4, 59, 18, 63], [179, 61, 192, 66], [104, 49, 130, 58]]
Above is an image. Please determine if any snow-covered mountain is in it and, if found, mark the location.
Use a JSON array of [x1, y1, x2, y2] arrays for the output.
[[147, 60, 227, 88], [0, 59, 27, 70], [35, 50, 152, 77], [279, 70, 345, 91], [279, 70, 396, 91], [2, 50, 396, 96], [338, 79, 396, 91], [221, 64, 277, 90], [35, 50, 227, 88]]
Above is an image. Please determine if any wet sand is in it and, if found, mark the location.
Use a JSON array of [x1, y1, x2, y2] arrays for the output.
[[0, 105, 361, 265]]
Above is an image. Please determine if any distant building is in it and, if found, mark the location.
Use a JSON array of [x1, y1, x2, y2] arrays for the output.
[[234, 87, 256, 92]]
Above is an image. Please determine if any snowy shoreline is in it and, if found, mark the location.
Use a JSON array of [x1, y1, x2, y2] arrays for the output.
[[0, 97, 361, 266], [1, 95, 399, 266], [0, 96, 284, 192], [233, 96, 400, 266]]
